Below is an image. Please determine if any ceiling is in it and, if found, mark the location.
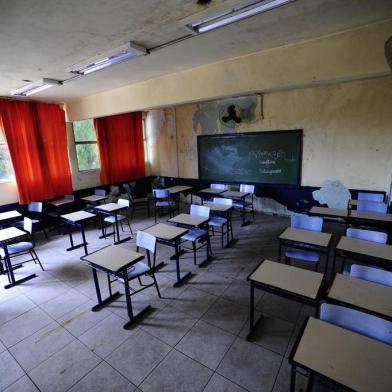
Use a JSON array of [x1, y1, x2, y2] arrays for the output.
[[1, 0, 391, 102]]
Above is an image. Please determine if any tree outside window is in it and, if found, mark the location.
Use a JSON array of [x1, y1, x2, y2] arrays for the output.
[[73, 119, 100, 171], [0, 131, 14, 181]]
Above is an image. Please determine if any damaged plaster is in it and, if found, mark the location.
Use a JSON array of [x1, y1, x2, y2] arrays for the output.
[[312, 179, 351, 208]]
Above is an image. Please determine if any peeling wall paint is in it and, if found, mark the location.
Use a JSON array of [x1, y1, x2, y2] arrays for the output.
[[312, 179, 351, 208]]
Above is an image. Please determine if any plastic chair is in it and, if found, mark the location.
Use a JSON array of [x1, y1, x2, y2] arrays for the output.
[[95, 189, 106, 197], [357, 200, 388, 213], [0, 218, 44, 273], [123, 183, 150, 218], [358, 192, 384, 202], [15, 202, 48, 241], [285, 214, 324, 271], [180, 205, 211, 266], [348, 264, 392, 287], [103, 198, 133, 237], [210, 183, 227, 190], [117, 231, 161, 298], [209, 198, 233, 248], [320, 303, 392, 344], [153, 189, 174, 222], [232, 184, 255, 220]]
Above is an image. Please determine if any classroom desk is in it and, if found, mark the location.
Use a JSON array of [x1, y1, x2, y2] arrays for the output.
[[332, 236, 392, 272], [0, 227, 36, 289], [289, 316, 392, 392], [142, 223, 190, 286], [81, 245, 149, 328], [197, 188, 227, 204], [0, 210, 22, 229], [278, 227, 333, 271], [81, 194, 108, 205], [61, 211, 96, 255], [309, 206, 348, 219], [349, 199, 387, 209], [247, 260, 325, 340], [327, 273, 392, 321], [204, 202, 235, 246], [48, 197, 75, 207], [167, 185, 194, 210], [221, 190, 251, 226], [168, 213, 212, 267], [94, 203, 131, 245]]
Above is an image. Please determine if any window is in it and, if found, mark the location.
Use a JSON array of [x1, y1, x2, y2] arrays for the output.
[[0, 131, 14, 181], [73, 119, 100, 171]]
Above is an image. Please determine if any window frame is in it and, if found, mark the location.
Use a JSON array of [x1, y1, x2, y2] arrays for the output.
[[72, 120, 100, 172]]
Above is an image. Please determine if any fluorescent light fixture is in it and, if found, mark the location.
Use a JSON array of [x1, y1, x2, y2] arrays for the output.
[[188, 0, 295, 33], [67, 42, 148, 75], [11, 78, 62, 96]]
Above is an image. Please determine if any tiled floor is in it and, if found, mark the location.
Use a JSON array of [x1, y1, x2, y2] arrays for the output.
[[0, 208, 337, 392]]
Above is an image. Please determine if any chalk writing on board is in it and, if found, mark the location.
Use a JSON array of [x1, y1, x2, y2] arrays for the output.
[[249, 149, 296, 162], [261, 169, 283, 175]]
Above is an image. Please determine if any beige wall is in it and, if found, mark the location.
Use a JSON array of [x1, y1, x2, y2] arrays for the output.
[[65, 19, 392, 121], [175, 76, 392, 191], [145, 108, 178, 177]]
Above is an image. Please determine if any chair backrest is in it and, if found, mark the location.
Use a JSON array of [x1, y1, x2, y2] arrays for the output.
[[95, 189, 106, 196], [210, 183, 226, 190], [117, 198, 129, 208], [136, 231, 156, 254], [23, 217, 33, 234], [153, 189, 169, 199], [64, 194, 74, 200], [358, 192, 384, 202], [346, 228, 387, 244], [190, 204, 210, 218], [110, 186, 120, 196], [123, 183, 131, 193], [240, 184, 255, 194], [349, 264, 392, 287], [357, 200, 388, 213], [213, 197, 233, 206], [291, 214, 323, 232], [28, 201, 43, 213], [319, 303, 392, 345]]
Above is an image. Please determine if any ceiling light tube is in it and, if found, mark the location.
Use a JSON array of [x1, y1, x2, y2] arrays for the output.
[[67, 42, 148, 75], [11, 78, 62, 96], [189, 0, 295, 33]]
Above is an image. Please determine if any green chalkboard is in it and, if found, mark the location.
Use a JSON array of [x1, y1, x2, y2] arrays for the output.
[[197, 130, 302, 185]]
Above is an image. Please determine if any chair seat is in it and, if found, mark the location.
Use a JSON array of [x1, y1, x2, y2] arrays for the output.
[[118, 262, 150, 281], [0, 242, 33, 257], [155, 201, 172, 207], [285, 248, 319, 262], [14, 219, 39, 227], [104, 215, 127, 224], [209, 217, 227, 227], [181, 228, 207, 242]]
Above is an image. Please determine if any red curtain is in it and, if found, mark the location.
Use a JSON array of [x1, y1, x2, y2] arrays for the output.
[[94, 111, 145, 184], [0, 99, 72, 204]]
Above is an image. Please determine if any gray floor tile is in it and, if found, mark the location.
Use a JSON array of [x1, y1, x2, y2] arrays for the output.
[[39, 288, 90, 319], [217, 337, 282, 392], [140, 349, 212, 392], [58, 300, 111, 337], [106, 329, 171, 386], [79, 313, 135, 358], [202, 297, 249, 335], [141, 304, 197, 346], [190, 271, 232, 296], [24, 281, 71, 305], [0, 351, 25, 391], [10, 322, 75, 372], [0, 307, 53, 348], [176, 320, 235, 370], [0, 295, 36, 326], [203, 373, 247, 392], [257, 293, 302, 324], [28, 340, 101, 392], [68, 361, 136, 392], [240, 314, 294, 355], [221, 279, 264, 308], [171, 286, 217, 318], [3, 375, 39, 392], [272, 358, 308, 392], [0, 339, 6, 353]]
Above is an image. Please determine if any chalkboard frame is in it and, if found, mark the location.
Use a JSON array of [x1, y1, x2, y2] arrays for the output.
[[197, 129, 303, 187]]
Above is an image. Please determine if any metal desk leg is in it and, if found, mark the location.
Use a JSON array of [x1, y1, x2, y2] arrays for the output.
[[241, 197, 251, 226], [91, 268, 121, 311], [198, 231, 213, 268], [290, 365, 297, 392], [113, 212, 132, 245], [123, 270, 151, 329], [173, 239, 192, 287], [80, 223, 88, 255], [278, 239, 282, 263], [246, 282, 263, 341]]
